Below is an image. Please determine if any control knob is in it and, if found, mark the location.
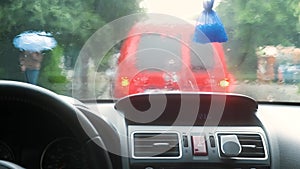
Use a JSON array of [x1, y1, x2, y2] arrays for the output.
[[220, 135, 241, 157]]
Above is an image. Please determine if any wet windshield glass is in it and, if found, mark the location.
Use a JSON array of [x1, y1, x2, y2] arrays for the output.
[[0, 0, 299, 102]]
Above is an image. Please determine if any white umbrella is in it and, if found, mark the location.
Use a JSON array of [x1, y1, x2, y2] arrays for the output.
[[13, 31, 57, 52], [263, 46, 278, 57]]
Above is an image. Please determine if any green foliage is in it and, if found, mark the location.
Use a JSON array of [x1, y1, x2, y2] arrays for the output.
[[41, 46, 64, 79], [95, 0, 143, 22], [217, 0, 300, 80], [39, 46, 69, 95]]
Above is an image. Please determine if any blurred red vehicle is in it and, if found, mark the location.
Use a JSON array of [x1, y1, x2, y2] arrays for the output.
[[113, 21, 235, 98]]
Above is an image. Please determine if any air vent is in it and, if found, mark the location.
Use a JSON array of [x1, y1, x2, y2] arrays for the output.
[[132, 132, 181, 159], [218, 133, 266, 159]]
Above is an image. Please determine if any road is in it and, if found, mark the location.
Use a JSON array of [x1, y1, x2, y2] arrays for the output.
[[93, 71, 300, 102], [233, 82, 300, 102]]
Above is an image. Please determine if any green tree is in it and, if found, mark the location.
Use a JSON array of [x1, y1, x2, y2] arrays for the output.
[[217, 0, 300, 80]]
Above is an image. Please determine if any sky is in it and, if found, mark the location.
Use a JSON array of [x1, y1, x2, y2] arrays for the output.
[[140, 0, 222, 21]]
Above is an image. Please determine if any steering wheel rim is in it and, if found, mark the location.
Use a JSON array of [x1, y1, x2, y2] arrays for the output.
[[0, 80, 113, 169], [0, 160, 25, 169]]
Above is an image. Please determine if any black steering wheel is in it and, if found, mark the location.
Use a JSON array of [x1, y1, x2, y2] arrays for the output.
[[0, 80, 113, 169], [0, 160, 25, 169]]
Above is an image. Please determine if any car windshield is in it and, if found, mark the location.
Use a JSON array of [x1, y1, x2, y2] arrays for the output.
[[0, 0, 300, 102]]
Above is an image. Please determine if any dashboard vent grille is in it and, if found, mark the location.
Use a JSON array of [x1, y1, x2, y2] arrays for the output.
[[132, 132, 180, 158], [218, 133, 266, 158]]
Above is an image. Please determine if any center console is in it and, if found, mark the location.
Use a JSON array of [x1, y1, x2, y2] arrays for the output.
[[115, 92, 271, 169]]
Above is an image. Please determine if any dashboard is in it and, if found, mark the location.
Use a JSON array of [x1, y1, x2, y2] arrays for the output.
[[0, 80, 300, 169]]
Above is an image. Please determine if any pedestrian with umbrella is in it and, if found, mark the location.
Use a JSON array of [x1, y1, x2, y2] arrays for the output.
[[13, 31, 57, 85], [18, 51, 44, 85]]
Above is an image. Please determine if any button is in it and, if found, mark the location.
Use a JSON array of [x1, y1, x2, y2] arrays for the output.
[[209, 135, 216, 147], [183, 135, 188, 147], [191, 135, 207, 156]]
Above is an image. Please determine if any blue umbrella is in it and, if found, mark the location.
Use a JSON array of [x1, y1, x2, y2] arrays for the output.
[[13, 31, 57, 52]]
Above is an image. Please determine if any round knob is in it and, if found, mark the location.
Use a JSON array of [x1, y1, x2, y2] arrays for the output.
[[220, 135, 241, 157]]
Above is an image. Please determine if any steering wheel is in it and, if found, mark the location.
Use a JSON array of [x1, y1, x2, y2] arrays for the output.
[[0, 80, 113, 169], [0, 160, 25, 169]]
